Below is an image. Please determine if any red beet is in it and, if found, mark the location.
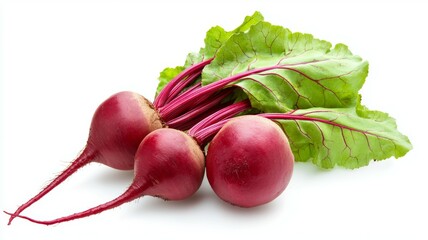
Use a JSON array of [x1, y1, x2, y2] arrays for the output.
[[206, 115, 294, 208], [7, 91, 163, 224], [7, 128, 205, 225]]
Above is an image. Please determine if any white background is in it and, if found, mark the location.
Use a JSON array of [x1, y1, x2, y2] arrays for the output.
[[1, 0, 427, 239]]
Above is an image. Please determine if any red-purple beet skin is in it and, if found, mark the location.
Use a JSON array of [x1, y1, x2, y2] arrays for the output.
[[206, 115, 294, 208]]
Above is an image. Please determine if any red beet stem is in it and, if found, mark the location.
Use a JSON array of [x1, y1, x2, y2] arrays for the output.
[[189, 100, 252, 146], [5, 181, 150, 225], [7, 147, 97, 225], [158, 64, 280, 121], [167, 71, 202, 104], [166, 89, 232, 130], [170, 102, 229, 131], [154, 58, 213, 108]]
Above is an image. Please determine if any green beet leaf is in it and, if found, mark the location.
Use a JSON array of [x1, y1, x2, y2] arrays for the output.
[[152, 12, 411, 168], [155, 11, 264, 96], [186, 11, 264, 66], [264, 106, 412, 169], [202, 21, 369, 112]]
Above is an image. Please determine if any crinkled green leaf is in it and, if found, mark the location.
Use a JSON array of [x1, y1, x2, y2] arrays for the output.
[[272, 107, 412, 169], [185, 11, 264, 66], [156, 12, 264, 94], [153, 12, 411, 169], [202, 21, 369, 112]]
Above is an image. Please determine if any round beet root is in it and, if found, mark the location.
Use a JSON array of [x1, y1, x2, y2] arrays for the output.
[[206, 115, 294, 207]]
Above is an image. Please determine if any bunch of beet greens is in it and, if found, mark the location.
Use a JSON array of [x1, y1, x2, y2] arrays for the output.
[[4, 11, 412, 226]]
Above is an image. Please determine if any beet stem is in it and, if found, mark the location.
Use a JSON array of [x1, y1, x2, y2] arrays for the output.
[[171, 103, 228, 131], [167, 71, 202, 104], [166, 89, 232, 129], [189, 100, 252, 146], [154, 58, 213, 108], [6, 147, 97, 225], [159, 64, 279, 121]]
